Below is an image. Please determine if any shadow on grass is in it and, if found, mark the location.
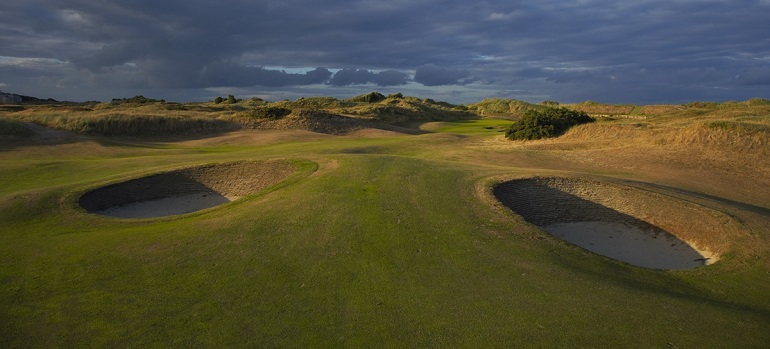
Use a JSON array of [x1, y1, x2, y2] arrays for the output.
[[0, 122, 88, 151], [0, 121, 242, 151], [552, 253, 770, 322]]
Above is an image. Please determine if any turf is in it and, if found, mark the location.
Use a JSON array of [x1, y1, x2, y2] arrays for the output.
[[1, 105, 769, 347]]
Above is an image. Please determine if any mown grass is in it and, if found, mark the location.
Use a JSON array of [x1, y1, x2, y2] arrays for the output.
[[2, 151, 768, 348], [423, 119, 513, 136], [1, 101, 769, 347]]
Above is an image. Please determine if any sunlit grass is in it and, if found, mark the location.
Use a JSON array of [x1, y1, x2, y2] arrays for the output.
[[1, 99, 769, 347], [423, 119, 513, 136]]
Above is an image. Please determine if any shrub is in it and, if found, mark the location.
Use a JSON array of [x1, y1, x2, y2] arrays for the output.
[[505, 107, 594, 140], [110, 95, 164, 105], [292, 97, 346, 109], [349, 92, 386, 103], [246, 107, 292, 120]]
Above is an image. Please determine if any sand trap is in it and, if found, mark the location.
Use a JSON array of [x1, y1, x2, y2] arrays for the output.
[[545, 222, 707, 269], [493, 177, 732, 270], [80, 160, 295, 218], [95, 192, 239, 219]]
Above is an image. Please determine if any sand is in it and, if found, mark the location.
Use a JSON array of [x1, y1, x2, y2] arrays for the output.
[[544, 221, 710, 270], [492, 176, 734, 270], [80, 160, 297, 219], [96, 193, 241, 219]]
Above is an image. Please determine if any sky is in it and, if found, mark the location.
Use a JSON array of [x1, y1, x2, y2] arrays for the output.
[[1, 0, 769, 104]]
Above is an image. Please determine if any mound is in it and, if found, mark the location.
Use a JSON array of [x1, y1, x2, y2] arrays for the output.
[[239, 109, 368, 135], [79, 160, 296, 218], [493, 177, 736, 269]]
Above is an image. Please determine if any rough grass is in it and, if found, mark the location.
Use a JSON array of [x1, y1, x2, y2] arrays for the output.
[[1, 99, 769, 347], [10, 111, 238, 137], [0, 116, 33, 136], [4, 94, 474, 137], [565, 101, 637, 115], [466, 98, 546, 117]]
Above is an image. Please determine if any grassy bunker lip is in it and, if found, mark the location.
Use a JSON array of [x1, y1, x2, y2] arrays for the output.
[[493, 176, 733, 270], [79, 160, 296, 218]]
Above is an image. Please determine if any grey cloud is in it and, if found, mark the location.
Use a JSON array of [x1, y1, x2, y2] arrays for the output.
[[414, 64, 472, 86], [328, 69, 409, 86], [1, 0, 769, 103], [200, 63, 332, 88]]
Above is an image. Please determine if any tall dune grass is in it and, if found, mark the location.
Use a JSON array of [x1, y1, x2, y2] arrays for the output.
[[14, 113, 238, 137], [0, 116, 33, 136]]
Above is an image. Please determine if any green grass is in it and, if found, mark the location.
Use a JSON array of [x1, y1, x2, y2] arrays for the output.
[[1, 115, 769, 347], [424, 119, 514, 136]]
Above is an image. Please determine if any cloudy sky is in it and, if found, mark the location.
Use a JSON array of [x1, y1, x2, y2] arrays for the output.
[[1, 0, 769, 104]]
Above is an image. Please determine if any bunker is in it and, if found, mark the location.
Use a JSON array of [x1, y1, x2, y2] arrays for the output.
[[79, 160, 296, 218], [493, 177, 731, 269]]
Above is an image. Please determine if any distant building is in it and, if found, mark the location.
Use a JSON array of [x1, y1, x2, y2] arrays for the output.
[[0, 91, 23, 104]]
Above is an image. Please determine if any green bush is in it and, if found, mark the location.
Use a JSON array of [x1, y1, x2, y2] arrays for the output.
[[292, 97, 347, 109], [505, 107, 594, 140], [110, 95, 164, 105], [349, 92, 386, 103], [246, 107, 292, 120]]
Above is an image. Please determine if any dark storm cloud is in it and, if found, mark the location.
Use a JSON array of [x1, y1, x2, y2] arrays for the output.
[[200, 62, 332, 88], [414, 64, 472, 86], [1, 0, 769, 102], [327, 69, 409, 86]]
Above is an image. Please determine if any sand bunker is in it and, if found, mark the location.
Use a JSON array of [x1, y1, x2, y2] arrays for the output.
[[79, 160, 296, 218], [493, 177, 733, 269]]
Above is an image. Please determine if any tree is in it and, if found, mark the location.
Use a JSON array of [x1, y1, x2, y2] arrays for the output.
[[505, 107, 594, 140]]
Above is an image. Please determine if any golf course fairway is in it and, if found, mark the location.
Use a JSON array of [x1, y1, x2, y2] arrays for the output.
[[2, 107, 769, 348]]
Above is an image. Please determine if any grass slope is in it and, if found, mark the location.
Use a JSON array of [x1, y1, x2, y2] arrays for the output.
[[1, 101, 769, 347]]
